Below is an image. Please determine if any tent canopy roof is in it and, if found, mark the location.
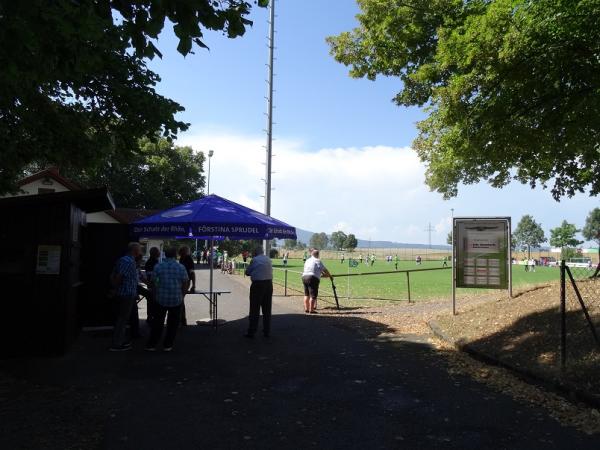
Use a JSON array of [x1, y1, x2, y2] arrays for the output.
[[131, 194, 296, 240]]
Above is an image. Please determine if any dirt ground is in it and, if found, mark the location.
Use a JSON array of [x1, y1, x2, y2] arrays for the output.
[[432, 282, 600, 400]]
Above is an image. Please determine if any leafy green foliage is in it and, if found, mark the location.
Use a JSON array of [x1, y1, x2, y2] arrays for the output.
[[513, 215, 547, 258], [344, 233, 358, 251], [330, 231, 348, 250], [561, 247, 578, 261], [0, 0, 264, 195], [309, 232, 329, 250], [282, 239, 298, 249], [328, 0, 600, 199], [61, 137, 204, 209], [446, 231, 453, 246], [582, 208, 600, 247], [549, 220, 582, 256], [218, 239, 260, 258]]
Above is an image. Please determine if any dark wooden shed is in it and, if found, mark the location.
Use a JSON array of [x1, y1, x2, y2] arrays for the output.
[[0, 189, 115, 356]]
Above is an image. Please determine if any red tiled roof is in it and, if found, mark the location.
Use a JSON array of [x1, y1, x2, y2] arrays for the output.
[[17, 167, 82, 191]]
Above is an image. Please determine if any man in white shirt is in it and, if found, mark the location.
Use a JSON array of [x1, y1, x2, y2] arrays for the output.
[[244, 246, 273, 338], [302, 249, 332, 314]]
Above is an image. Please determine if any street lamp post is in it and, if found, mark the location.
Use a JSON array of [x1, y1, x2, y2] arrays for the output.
[[207, 150, 214, 195], [203, 150, 215, 266]]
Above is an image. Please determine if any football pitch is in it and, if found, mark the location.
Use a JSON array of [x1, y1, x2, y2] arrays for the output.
[[265, 258, 560, 304]]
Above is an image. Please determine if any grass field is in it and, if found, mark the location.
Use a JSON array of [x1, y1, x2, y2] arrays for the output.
[[255, 258, 562, 305]]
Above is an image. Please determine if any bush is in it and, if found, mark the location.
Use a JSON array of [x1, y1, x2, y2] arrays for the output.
[[269, 249, 279, 259]]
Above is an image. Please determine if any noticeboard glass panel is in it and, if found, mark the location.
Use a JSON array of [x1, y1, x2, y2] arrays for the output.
[[455, 219, 509, 289]]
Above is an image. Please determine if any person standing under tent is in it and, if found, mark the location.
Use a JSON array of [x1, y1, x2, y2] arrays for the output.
[[302, 249, 332, 314], [178, 246, 195, 327], [109, 242, 142, 352], [142, 247, 160, 324], [179, 246, 196, 293], [146, 247, 190, 352], [244, 246, 274, 338]]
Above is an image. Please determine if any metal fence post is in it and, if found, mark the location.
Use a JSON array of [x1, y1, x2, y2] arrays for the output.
[[284, 269, 288, 297], [560, 260, 566, 370], [406, 271, 411, 303]]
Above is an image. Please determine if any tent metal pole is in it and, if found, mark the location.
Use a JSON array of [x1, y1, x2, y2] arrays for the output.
[[209, 239, 214, 298]]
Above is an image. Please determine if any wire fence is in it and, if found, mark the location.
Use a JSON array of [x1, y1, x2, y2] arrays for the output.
[[559, 260, 600, 369], [235, 262, 452, 306]]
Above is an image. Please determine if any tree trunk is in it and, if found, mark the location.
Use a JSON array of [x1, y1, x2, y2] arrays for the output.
[[527, 244, 531, 259]]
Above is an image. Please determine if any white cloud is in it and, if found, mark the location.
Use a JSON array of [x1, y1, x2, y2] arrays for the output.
[[178, 129, 599, 246], [434, 216, 452, 235], [180, 130, 433, 241]]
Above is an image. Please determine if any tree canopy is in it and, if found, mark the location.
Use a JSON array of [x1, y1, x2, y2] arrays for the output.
[[61, 137, 205, 210], [330, 231, 348, 250], [309, 232, 329, 250], [513, 215, 547, 258], [0, 0, 266, 194], [328, 0, 600, 200], [344, 234, 358, 251], [582, 208, 600, 247], [549, 220, 582, 252]]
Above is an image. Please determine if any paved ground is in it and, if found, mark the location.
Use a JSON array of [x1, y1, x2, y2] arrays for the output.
[[1, 267, 598, 449]]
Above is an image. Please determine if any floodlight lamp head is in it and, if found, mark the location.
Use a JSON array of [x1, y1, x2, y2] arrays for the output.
[[208, 150, 214, 157]]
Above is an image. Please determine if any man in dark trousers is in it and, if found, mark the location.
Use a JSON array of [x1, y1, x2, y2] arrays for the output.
[[110, 242, 142, 351], [142, 246, 160, 324], [146, 247, 189, 352], [244, 246, 273, 338]]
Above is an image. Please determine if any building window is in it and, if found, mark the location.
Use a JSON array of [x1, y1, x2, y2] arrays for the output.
[[38, 188, 55, 194]]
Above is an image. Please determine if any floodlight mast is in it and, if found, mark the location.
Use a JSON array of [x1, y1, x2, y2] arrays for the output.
[[263, 0, 275, 256]]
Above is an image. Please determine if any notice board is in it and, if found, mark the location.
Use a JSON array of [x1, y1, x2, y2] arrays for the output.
[[454, 218, 511, 290]]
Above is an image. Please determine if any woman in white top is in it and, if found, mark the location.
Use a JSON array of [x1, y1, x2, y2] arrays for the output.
[[301, 249, 332, 314]]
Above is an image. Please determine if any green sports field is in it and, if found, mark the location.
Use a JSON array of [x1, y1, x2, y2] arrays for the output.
[[261, 258, 561, 304]]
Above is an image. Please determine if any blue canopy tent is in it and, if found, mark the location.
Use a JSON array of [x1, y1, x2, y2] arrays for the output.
[[131, 194, 297, 322]]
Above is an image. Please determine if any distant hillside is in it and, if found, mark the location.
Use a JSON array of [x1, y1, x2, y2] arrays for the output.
[[292, 228, 450, 250]]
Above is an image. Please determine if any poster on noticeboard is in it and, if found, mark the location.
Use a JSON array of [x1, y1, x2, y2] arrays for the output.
[[454, 218, 510, 290], [36, 245, 61, 275]]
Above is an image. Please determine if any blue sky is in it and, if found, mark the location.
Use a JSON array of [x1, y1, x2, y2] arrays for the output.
[[146, 0, 598, 246]]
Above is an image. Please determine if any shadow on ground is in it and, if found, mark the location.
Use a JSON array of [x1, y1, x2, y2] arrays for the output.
[[1, 312, 599, 449], [437, 304, 600, 401]]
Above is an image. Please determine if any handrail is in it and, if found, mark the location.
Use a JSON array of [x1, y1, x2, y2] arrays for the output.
[[329, 266, 451, 278]]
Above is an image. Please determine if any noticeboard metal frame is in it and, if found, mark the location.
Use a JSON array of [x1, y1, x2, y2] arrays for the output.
[[452, 217, 512, 315]]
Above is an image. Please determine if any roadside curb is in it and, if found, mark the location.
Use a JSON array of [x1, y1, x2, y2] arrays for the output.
[[427, 320, 600, 410]]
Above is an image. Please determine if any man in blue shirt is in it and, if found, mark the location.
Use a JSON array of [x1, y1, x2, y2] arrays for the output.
[[146, 247, 190, 352], [110, 242, 142, 351], [244, 246, 273, 338]]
